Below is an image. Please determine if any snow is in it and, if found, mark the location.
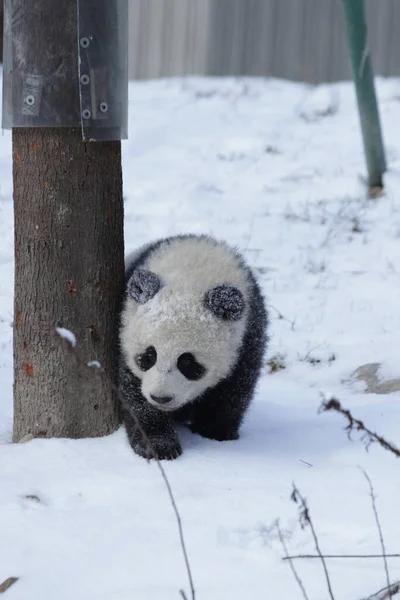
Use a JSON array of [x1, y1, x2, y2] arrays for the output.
[[1, 72, 400, 599], [55, 327, 77, 348], [87, 360, 101, 369]]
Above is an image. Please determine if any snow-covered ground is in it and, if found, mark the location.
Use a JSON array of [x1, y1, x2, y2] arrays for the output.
[[1, 73, 400, 599]]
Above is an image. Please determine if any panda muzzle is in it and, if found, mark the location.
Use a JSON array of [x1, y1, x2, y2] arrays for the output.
[[150, 394, 174, 405]]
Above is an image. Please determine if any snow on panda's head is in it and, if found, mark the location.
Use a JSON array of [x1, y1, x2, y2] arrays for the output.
[[121, 237, 250, 412]]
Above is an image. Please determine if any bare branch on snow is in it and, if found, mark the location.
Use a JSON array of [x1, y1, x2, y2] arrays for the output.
[[362, 581, 400, 600], [276, 520, 311, 600], [319, 397, 400, 458], [0, 577, 19, 594], [291, 484, 335, 600], [361, 470, 392, 600], [283, 554, 400, 561]]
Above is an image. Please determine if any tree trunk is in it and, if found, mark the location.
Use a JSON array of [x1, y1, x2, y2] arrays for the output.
[[13, 127, 124, 442]]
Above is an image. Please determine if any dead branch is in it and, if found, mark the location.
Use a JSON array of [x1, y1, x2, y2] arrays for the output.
[[283, 554, 400, 561], [268, 303, 296, 331], [362, 470, 392, 599], [363, 581, 400, 600], [320, 397, 400, 458], [55, 331, 196, 600], [291, 485, 335, 600], [276, 520, 310, 600], [0, 578, 19, 594], [282, 554, 400, 560]]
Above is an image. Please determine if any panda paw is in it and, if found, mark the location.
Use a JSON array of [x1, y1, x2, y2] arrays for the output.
[[132, 434, 182, 461], [190, 423, 239, 442]]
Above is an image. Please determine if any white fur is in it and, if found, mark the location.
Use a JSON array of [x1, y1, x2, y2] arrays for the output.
[[121, 237, 251, 411]]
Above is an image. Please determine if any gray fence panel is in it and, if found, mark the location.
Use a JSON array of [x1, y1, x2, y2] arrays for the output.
[[128, 0, 400, 83], [128, 0, 212, 79]]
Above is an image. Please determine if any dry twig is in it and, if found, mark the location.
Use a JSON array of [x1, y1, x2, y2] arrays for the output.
[[363, 581, 400, 600], [276, 520, 310, 600], [291, 485, 335, 600], [362, 470, 392, 600], [320, 397, 400, 458], [283, 554, 400, 561], [269, 303, 296, 331], [0, 578, 19, 594]]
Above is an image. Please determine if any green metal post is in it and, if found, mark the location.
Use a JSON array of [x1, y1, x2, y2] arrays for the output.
[[341, 0, 386, 189]]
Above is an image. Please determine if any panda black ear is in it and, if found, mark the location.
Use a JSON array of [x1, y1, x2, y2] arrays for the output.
[[127, 268, 161, 304], [204, 284, 245, 321]]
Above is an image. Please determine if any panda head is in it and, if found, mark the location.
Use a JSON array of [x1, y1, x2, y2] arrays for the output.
[[121, 266, 247, 412]]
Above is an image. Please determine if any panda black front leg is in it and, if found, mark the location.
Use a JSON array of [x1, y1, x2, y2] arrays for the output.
[[119, 365, 182, 460], [124, 409, 182, 460], [123, 407, 182, 460], [189, 387, 249, 442], [190, 417, 240, 441]]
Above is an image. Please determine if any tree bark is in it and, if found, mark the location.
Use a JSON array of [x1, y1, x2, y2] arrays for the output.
[[13, 127, 124, 441]]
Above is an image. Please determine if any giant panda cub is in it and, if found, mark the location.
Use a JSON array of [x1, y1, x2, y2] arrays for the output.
[[119, 234, 268, 460]]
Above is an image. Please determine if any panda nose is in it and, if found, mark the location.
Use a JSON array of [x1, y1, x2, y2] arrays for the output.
[[150, 394, 173, 405]]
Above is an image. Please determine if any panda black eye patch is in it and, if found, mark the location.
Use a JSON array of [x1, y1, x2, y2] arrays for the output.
[[135, 346, 157, 371], [177, 353, 206, 380]]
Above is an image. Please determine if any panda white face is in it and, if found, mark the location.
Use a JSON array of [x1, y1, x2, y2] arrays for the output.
[[134, 345, 208, 411], [121, 287, 247, 411], [121, 236, 250, 412]]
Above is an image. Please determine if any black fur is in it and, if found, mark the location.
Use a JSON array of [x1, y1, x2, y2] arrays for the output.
[[118, 234, 268, 460], [127, 268, 161, 304], [204, 284, 245, 321]]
